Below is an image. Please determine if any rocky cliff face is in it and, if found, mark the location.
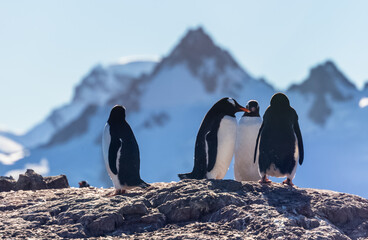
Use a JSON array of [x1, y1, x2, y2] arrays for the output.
[[1, 178, 367, 239]]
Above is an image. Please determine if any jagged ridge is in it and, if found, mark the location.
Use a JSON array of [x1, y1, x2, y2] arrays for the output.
[[288, 61, 358, 125]]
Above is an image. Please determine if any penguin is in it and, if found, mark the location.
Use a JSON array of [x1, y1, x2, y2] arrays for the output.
[[178, 97, 250, 180], [102, 105, 149, 195], [234, 100, 262, 181], [78, 180, 90, 188], [254, 93, 304, 186]]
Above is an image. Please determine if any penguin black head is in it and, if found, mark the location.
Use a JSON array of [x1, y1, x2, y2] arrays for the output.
[[108, 105, 126, 126], [212, 97, 250, 117], [270, 93, 290, 109], [244, 100, 260, 117]]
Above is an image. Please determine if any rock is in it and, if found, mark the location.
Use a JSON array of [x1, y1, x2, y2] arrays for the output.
[[6, 169, 70, 191], [44, 175, 69, 189], [14, 169, 47, 190], [85, 213, 124, 236], [120, 201, 149, 216], [0, 179, 367, 239], [0, 176, 16, 192]]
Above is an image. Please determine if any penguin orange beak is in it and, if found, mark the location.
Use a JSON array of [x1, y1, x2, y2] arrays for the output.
[[239, 107, 251, 113]]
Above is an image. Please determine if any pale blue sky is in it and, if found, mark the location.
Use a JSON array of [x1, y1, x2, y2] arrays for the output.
[[1, 0, 368, 133]]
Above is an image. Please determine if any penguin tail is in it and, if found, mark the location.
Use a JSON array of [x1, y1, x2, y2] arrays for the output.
[[138, 180, 150, 189], [178, 173, 192, 180], [178, 172, 205, 180]]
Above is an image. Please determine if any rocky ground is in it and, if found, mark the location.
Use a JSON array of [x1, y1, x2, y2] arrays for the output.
[[1, 174, 368, 239]]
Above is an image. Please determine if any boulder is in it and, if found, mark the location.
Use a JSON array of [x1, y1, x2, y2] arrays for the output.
[[44, 175, 69, 189], [14, 169, 47, 190], [0, 176, 16, 192]]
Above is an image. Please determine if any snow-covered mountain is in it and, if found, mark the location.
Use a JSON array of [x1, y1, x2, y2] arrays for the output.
[[1, 27, 367, 198], [288, 61, 359, 126], [16, 61, 157, 149]]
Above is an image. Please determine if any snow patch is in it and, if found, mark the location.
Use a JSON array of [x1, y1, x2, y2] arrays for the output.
[[5, 158, 49, 179], [0, 150, 29, 165], [0, 136, 23, 154], [117, 55, 161, 65], [359, 97, 368, 108]]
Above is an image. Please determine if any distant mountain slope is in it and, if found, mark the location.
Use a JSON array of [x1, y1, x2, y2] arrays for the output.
[[288, 61, 358, 125], [0, 133, 28, 165], [15, 60, 157, 149]]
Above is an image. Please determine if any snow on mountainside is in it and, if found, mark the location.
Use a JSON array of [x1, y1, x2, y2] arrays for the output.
[[15, 60, 157, 149], [288, 61, 358, 125], [0, 134, 28, 165], [1, 27, 367, 198]]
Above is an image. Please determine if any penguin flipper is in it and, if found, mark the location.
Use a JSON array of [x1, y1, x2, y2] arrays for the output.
[[293, 119, 304, 165], [108, 137, 121, 175], [254, 123, 264, 163], [206, 130, 218, 172]]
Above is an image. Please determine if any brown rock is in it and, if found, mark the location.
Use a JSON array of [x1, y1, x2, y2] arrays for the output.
[[85, 213, 124, 236], [0, 176, 16, 192], [44, 174, 69, 189], [14, 169, 47, 190]]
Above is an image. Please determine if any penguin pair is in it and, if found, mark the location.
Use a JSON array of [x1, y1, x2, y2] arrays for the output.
[[235, 94, 304, 185], [102, 105, 149, 195]]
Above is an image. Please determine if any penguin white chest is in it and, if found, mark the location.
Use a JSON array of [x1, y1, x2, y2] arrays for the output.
[[207, 116, 237, 179], [234, 116, 262, 181], [102, 124, 122, 189]]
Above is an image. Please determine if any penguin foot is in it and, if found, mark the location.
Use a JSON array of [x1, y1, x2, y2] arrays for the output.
[[282, 178, 294, 186], [106, 189, 126, 197], [115, 189, 127, 195], [259, 175, 272, 184]]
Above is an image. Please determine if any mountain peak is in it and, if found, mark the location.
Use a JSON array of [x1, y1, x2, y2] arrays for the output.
[[174, 27, 215, 54], [289, 60, 357, 101], [153, 27, 248, 93], [288, 60, 358, 125], [167, 27, 239, 69]]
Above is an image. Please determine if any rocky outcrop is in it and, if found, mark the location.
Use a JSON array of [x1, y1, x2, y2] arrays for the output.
[[0, 169, 69, 192], [0, 176, 16, 192], [1, 179, 367, 239]]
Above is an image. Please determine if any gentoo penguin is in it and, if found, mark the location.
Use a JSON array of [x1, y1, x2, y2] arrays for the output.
[[254, 93, 304, 186], [234, 100, 262, 181], [102, 105, 149, 195], [178, 98, 250, 180]]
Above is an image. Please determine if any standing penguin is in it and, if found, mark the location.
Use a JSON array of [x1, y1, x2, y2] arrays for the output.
[[254, 93, 304, 186], [102, 105, 149, 195], [234, 100, 262, 181], [178, 98, 250, 180]]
